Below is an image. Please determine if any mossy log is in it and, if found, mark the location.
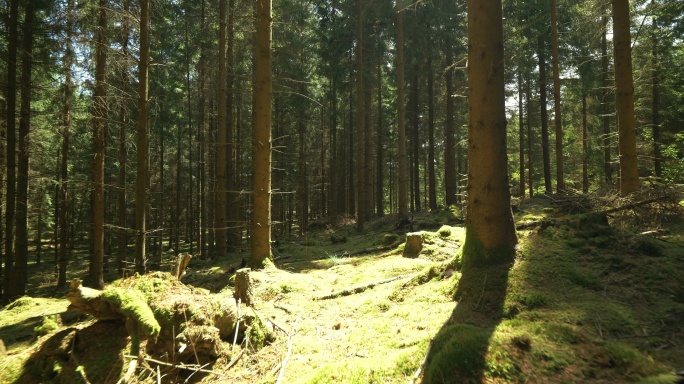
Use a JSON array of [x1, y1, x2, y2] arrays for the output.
[[66, 272, 240, 363]]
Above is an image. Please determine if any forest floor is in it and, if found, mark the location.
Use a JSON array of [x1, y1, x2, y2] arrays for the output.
[[1, 194, 684, 383]]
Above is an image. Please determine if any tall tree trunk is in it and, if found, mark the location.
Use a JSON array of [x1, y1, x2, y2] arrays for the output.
[[58, 0, 76, 288], [2, 0, 19, 304], [427, 55, 437, 211], [226, 0, 239, 249], [158, 105, 165, 263], [355, 0, 365, 231], [551, 0, 564, 192], [329, 77, 339, 218], [15, 1, 36, 298], [602, 14, 613, 185], [135, 0, 150, 274], [198, 0, 207, 259], [376, 62, 384, 217], [297, 85, 309, 235], [444, 47, 457, 207], [184, 0, 194, 254], [396, 9, 408, 219], [651, 3, 661, 178], [526, 79, 534, 198], [411, 66, 421, 212], [462, 0, 517, 266], [35, 190, 44, 265], [538, 35, 552, 195], [612, 0, 639, 195], [364, 81, 373, 220], [582, 89, 589, 193], [215, 0, 228, 258], [251, 0, 273, 268], [518, 72, 525, 198], [117, 0, 130, 273], [90, 0, 107, 289]]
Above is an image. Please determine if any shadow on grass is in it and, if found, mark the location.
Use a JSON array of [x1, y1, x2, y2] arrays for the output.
[[422, 262, 511, 384]]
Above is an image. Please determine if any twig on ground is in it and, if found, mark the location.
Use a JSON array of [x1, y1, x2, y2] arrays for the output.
[[226, 346, 246, 370], [275, 314, 300, 384], [123, 355, 225, 377], [232, 298, 242, 352], [274, 303, 293, 314], [268, 319, 289, 335], [410, 339, 434, 384], [315, 275, 414, 300]]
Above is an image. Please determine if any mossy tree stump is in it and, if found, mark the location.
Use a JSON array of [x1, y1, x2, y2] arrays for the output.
[[403, 232, 423, 258], [234, 268, 253, 306]]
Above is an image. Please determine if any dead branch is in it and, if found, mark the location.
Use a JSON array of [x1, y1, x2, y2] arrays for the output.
[[123, 355, 225, 377], [344, 243, 401, 257], [602, 195, 672, 214], [410, 339, 434, 384], [315, 275, 413, 300], [275, 315, 300, 384]]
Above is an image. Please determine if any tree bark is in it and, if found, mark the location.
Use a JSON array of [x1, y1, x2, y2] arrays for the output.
[[538, 35, 552, 195], [612, 0, 639, 195], [518, 71, 525, 198], [226, 0, 239, 250], [602, 14, 613, 185], [396, 9, 408, 220], [90, 0, 107, 289], [376, 62, 384, 217], [15, 1, 36, 298], [198, 0, 207, 259], [215, 0, 228, 258], [117, 0, 131, 274], [411, 66, 420, 212], [444, 47, 457, 206], [651, 1, 661, 178], [462, 0, 518, 266], [58, 0, 76, 288], [427, 55, 437, 211], [355, 0, 365, 231], [2, 0, 19, 304], [135, 0, 151, 274], [582, 90, 589, 194], [526, 79, 534, 198], [551, 0, 564, 192], [251, 0, 273, 268]]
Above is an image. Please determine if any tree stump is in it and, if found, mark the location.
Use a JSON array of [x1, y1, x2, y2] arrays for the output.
[[234, 268, 253, 306], [403, 232, 423, 258], [173, 253, 193, 279]]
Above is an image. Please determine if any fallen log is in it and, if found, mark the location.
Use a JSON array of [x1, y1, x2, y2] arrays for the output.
[[315, 275, 413, 300], [66, 272, 238, 364], [517, 194, 675, 231]]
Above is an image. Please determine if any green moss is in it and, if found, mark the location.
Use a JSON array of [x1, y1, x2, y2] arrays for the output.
[[383, 233, 400, 245], [603, 341, 665, 377], [461, 225, 516, 268], [437, 225, 452, 238], [34, 315, 59, 336], [101, 287, 160, 339], [424, 324, 491, 383], [566, 266, 602, 290], [247, 314, 274, 350], [633, 236, 664, 257]]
